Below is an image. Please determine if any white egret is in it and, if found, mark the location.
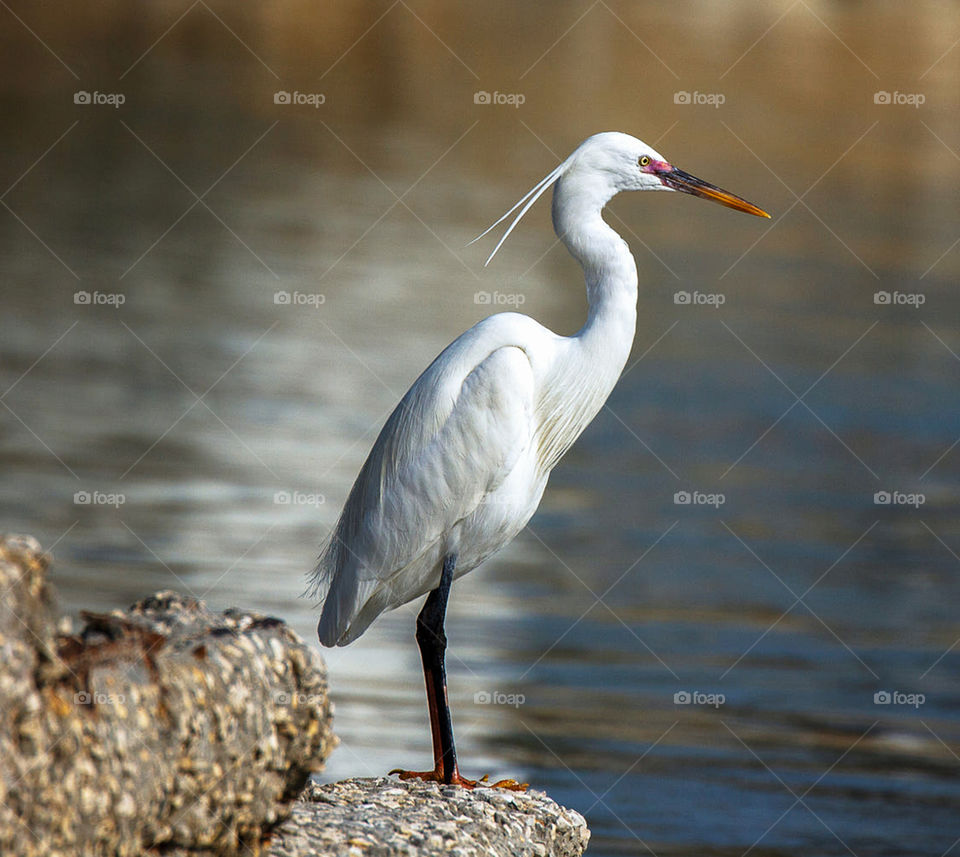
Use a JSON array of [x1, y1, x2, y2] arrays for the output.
[[309, 131, 769, 789]]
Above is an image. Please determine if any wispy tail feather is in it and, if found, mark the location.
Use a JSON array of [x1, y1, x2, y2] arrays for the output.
[[304, 539, 336, 603], [316, 569, 377, 647]]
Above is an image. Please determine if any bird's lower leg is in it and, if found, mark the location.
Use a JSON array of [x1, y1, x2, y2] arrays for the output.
[[390, 554, 527, 791]]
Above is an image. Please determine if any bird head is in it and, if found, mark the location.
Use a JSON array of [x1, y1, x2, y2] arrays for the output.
[[562, 131, 671, 194], [472, 131, 769, 265]]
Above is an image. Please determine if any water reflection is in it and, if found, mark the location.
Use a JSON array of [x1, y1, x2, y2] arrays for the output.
[[2, 2, 959, 855]]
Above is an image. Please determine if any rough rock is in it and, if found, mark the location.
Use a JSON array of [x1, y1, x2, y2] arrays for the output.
[[0, 533, 335, 857], [267, 777, 590, 857], [0, 532, 590, 857]]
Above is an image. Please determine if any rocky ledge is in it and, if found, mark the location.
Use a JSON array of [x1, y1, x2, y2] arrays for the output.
[[0, 533, 590, 857], [268, 777, 590, 857]]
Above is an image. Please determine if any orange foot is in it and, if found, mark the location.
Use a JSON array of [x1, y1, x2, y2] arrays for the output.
[[389, 767, 528, 791]]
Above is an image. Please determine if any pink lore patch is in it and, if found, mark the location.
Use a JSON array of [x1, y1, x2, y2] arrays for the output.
[[643, 158, 672, 174]]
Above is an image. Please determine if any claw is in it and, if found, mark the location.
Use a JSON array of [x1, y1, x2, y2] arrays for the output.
[[389, 767, 528, 791], [488, 778, 529, 791]]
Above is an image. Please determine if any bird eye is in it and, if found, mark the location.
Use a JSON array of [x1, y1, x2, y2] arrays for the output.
[[639, 156, 650, 167]]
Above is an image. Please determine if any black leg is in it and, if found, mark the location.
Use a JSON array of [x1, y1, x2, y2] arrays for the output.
[[389, 554, 526, 791], [415, 553, 458, 783]]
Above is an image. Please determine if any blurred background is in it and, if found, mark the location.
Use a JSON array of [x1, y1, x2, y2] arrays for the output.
[[2, 1, 959, 854]]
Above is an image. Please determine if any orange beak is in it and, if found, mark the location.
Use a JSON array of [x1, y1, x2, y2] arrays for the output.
[[660, 167, 770, 218]]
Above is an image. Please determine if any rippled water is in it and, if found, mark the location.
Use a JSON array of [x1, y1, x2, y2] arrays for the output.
[[2, 3, 960, 854]]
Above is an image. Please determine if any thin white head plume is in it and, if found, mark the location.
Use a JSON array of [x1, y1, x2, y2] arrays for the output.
[[467, 159, 567, 267]]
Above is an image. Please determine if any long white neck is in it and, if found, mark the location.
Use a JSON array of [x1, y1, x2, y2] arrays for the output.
[[534, 175, 638, 471], [553, 176, 638, 347]]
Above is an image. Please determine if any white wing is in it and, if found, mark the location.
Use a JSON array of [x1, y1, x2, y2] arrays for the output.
[[311, 315, 540, 645]]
